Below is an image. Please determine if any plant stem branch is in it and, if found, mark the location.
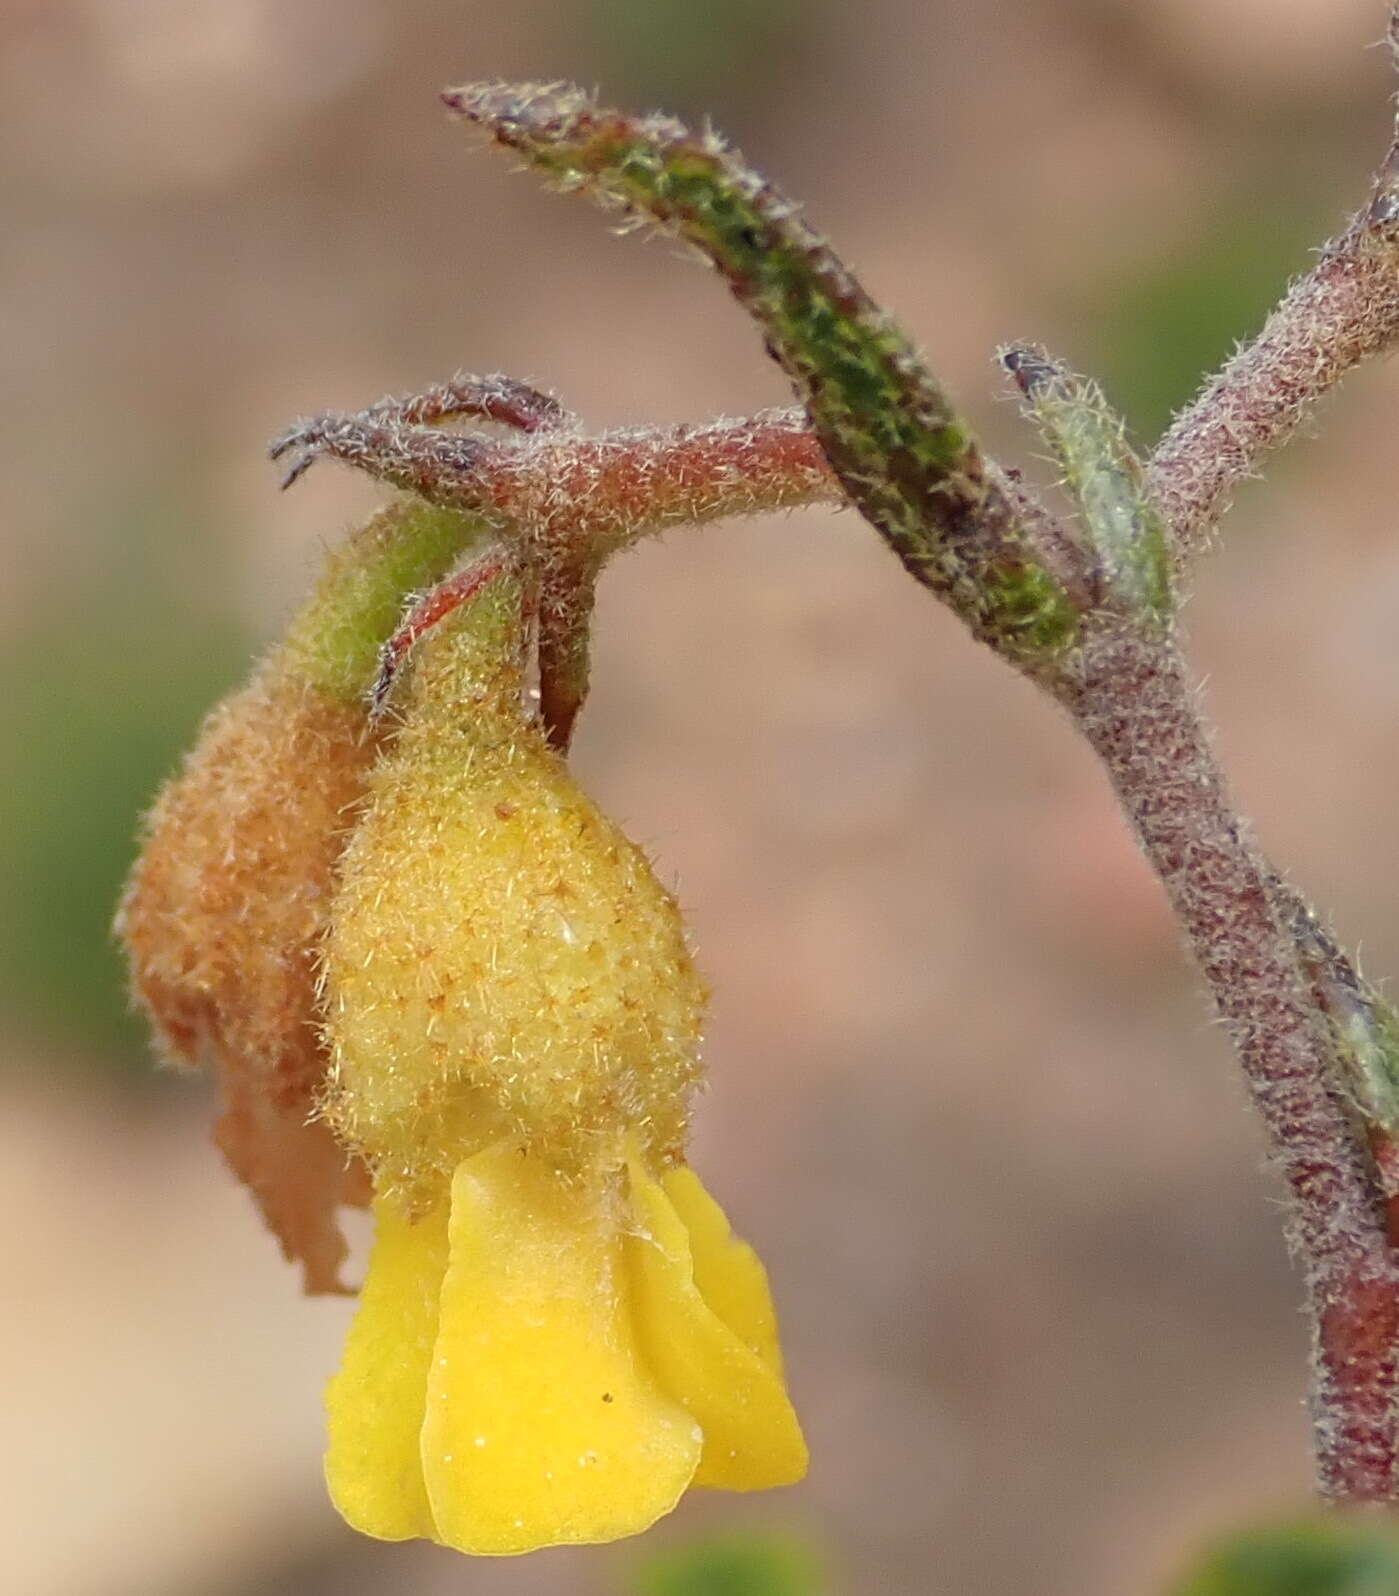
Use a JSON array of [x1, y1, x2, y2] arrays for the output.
[[275, 405, 839, 548], [1060, 620, 1399, 1498], [1146, 126, 1399, 567]]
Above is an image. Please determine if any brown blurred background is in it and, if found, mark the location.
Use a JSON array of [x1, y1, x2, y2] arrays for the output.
[[7, 2, 1399, 1593]]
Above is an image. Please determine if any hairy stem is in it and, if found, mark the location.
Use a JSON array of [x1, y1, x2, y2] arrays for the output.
[[1009, 345, 1399, 1495], [1061, 622, 1399, 1498], [1146, 132, 1399, 566], [536, 554, 599, 752], [275, 405, 838, 550]]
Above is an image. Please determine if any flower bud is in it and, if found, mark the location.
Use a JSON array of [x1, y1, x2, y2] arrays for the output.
[[117, 663, 377, 1293]]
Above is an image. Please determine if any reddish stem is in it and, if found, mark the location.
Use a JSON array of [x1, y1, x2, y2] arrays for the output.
[[371, 546, 509, 712], [1148, 135, 1399, 568], [274, 404, 836, 546], [1318, 1270, 1399, 1500], [536, 555, 599, 753], [1370, 1132, 1399, 1251], [526, 411, 834, 552], [1062, 621, 1399, 1499]]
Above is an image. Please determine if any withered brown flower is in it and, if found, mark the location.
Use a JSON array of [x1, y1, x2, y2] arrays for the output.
[[118, 500, 488, 1292]]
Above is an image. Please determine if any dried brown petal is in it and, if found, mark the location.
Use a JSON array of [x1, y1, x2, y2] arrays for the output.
[[116, 661, 378, 1293]]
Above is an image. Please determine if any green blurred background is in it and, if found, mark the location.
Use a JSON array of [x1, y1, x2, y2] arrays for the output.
[[8, 2, 1399, 1593]]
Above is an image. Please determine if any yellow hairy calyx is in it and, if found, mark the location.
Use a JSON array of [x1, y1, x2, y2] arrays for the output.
[[321, 574, 704, 1200]]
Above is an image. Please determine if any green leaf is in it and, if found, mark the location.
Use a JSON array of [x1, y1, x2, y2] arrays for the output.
[[1003, 344, 1173, 627]]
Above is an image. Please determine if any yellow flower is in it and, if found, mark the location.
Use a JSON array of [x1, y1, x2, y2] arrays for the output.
[[319, 567, 806, 1554], [327, 1139, 806, 1554]]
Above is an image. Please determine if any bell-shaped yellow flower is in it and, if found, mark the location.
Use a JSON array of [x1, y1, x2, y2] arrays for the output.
[[319, 567, 806, 1554]]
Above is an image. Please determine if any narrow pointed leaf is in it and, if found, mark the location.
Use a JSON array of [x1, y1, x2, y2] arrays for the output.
[[1002, 343, 1173, 627], [446, 81, 1081, 668]]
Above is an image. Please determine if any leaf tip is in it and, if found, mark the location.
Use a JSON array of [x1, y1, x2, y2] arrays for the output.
[[441, 80, 595, 146]]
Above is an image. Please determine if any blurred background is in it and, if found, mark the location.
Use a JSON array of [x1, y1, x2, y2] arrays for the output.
[[7, 1, 1399, 1593]]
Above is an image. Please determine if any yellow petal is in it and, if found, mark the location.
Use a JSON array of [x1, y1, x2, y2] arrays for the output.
[[626, 1158, 808, 1491], [662, 1163, 784, 1375], [421, 1142, 701, 1555], [325, 1193, 448, 1541]]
